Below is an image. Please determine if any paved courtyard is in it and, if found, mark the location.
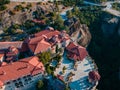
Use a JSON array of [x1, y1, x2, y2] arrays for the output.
[[54, 51, 95, 90]]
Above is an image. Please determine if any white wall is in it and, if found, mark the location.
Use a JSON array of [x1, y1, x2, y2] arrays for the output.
[[0, 56, 4, 62], [0, 73, 44, 90]]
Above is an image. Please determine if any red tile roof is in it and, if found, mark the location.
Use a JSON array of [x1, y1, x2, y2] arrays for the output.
[[29, 36, 43, 44], [0, 42, 29, 53], [29, 38, 51, 54], [89, 71, 101, 81], [66, 42, 88, 61], [45, 31, 60, 39], [0, 62, 7, 66], [29, 44, 37, 53], [28, 29, 70, 54], [0, 42, 23, 50], [34, 39, 51, 54], [0, 56, 44, 86], [34, 30, 50, 37], [34, 30, 60, 39], [28, 30, 61, 54]]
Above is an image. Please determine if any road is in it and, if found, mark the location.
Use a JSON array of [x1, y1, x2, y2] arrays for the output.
[[102, 1, 120, 17], [84, 0, 120, 17], [10, 0, 120, 17]]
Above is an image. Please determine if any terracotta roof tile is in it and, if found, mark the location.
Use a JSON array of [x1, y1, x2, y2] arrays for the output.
[[0, 42, 23, 50], [0, 62, 7, 66], [66, 42, 88, 61], [34, 39, 51, 54], [34, 30, 50, 37], [29, 36, 43, 44], [28, 29, 70, 54], [0, 56, 44, 86]]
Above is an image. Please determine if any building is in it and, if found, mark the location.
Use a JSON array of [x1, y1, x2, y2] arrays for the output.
[[0, 42, 21, 63], [0, 41, 30, 63], [88, 71, 101, 83], [0, 56, 44, 90], [88, 71, 101, 90], [5, 46, 19, 63], [0, 54, 4, 63], [0, 42, 28, 53], [26, 28, 70, 55], [66, 42, 88, 62]]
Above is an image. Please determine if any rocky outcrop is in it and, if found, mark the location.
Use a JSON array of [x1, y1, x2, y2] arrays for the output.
[[88, 12, 120, 90], [78, 24, 91, 47], [64, 17, 80, 35], [0, 9, 33, 29], [64, 17, 91, 47], [101, 16, 120, 37], [35, 4, 58, 19]]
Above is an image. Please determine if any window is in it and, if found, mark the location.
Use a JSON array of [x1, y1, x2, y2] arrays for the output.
[[6, 82, 10, 85]]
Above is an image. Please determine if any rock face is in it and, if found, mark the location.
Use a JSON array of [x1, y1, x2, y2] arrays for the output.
[[78, 24, 91, 47], [64, 17, 91, 47], [101, 17, 120, 37], [88, 12, 120, 90], [0, 9, 33, 29], [35, 4, 58, 19]]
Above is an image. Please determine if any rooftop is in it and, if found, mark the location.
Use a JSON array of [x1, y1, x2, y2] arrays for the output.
[[0, 56, 44, 86], [66, 42, 88, 61], [0, 42, 23, 50], [28, 29, 70, 54]]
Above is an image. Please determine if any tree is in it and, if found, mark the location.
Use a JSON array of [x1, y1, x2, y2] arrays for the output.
[[73, 6, 80, 15], [54, 14, 64, 30], [38, 51, 51, 65], [0, 0, 10, 5], [56, 45, 59, 53], [66, 11, 73, 19], [14, 5, 23, 11], [0, 5, 7, 11], [64, 86, 70, 90], [46, 66, 52, 74], [63, 66, 66, 70], [37, 80, 44, 89]]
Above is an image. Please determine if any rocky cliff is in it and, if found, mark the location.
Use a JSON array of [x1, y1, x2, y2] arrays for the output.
[[0, 10, 33, 29], [64, 17, 91, 47], [88, 12, 120, 90]]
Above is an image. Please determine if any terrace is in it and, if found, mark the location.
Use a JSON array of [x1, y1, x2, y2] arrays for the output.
[[54, 51, 95, 90]]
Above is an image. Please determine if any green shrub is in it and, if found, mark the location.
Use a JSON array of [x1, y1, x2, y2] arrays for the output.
[[0, 5, 7, 11]]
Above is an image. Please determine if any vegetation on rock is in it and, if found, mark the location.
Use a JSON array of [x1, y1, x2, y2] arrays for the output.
[[112, 2, 120, 11]]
